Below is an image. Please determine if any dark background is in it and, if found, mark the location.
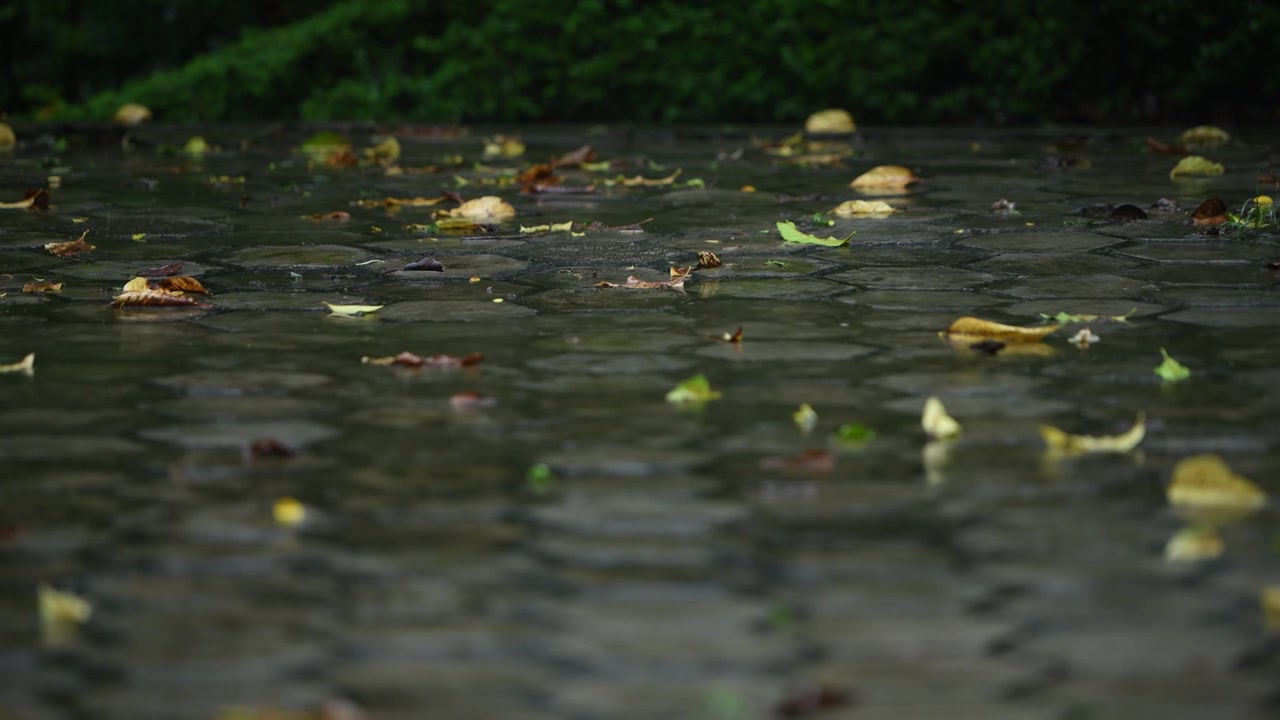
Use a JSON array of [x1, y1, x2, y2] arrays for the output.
[[2, 0, 1276, 125]]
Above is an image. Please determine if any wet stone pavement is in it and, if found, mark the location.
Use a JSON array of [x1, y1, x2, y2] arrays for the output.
[[0, 126, 1278, 720]]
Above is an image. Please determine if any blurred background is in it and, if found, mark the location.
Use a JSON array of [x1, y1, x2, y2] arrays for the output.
[[1, 0, 1278, 125]]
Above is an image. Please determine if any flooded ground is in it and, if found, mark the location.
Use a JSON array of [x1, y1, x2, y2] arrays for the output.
[[0, 125, 1277, 720]]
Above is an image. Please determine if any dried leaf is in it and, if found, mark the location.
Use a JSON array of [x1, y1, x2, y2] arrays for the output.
[[1146, 136, 1189, 155], [39, 584, 92, 627], [23, 281, 63, 293], [776, 221, 851, 247], [323, 302, 383, 317], [482, 135, 525, 158], [112, 289, 213, 308], [450, 391, 496, 410], [1170, 156, 1224, 179], [793, 403, 818, 433], [519, 221, 575, 233], [273, 497, 306, 527], [45, 230, 93, 257], [709, 326, 744, 343], [363, 136, 401, 164], [599, 169, 683, 187], [352, 195, 449, 209], [1068, 328, 1100, 347], [1154, 348, 1190, 382], [850, 165, 918, 189], [401, 257, 445, 272], [596, 274, 687, 290], [1164, 526, 1224, 563], [1191, 197, 1228, 226], [361, 351, 483, 368], [157, 276, 208, 294], [0, 353, 35, 374], [307, 211, 351, 222], [0, 188, 51, 210], [943, 317, 1059, 342], [249, 438, 296, 460], [446, 196, 516, 221], [921, 397, 961, 440], [832, 199, 896, 217], [1109, 204, 1148, 222], [1040, 412, 1145, 455], [760, 448, 836, 474], [553, 144, 597, 168], [696, 251, 723, 270], [1167, 454, 1266, 513], [774, 684, 853, 719], [122, 276, 150, 293], [665, 374, 721, 404], [114, 102, 152, 126], [1179, 126, 1230, 145], [0, 121, 14, 149], [804, 108, 856, 134]]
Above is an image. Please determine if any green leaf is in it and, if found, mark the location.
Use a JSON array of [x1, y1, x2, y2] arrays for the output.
[[301, 131, 350, 154], [526, 463, 555, 494], [665, 373, 722, 404], [1154, 348, 1191, 382], [776, 220, 851, 247], [834, 423, 876, 444]]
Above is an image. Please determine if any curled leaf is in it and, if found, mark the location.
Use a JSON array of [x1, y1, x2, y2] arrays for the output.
[[1164, 526, 1224, 563], [1170, 156, 1224, 179], [709, 326, 744, 343], [482, 135, 525, 159], [776, 220, 851, 247], [596, 275, 687, 290], [156, 276, 208, 294], [851, 165, 918, 190], [665, 374, 721, 404], [1108, 204, 1148, 222], [832, 199, 895, 217], [0, 353, 35, 374], [1040, 412, 1145, 455], [23, 281, 63, 293], [323, 302, 383, 317], [112, 289, 213, 308], [599, 169, 683, 187], [1191, 197, 1228, 226], [45, 231, 93, 257], [1154, 348, 1190, 382], [921, 397, 961, 440], [943, 317, 1059, 343], [1179, 126, 1230, 145], [307, 211, 351, 222], [0, 188, 51, 210], [364, 136, 401, 164], [520, 221, 575, 233], [1167, 454, 1266, 513], [805, 108, 856, 134], [121, 276, 150, 293]]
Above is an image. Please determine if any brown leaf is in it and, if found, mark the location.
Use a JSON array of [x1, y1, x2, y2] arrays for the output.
[[774, 685, 854, 719], [0, 188, 53, 211], [138, 262, 184, 277], [450, 391, 496, 410], [248, 437, 296, 460], [22, 281, 63, 293], [552, 145, 597, 168], [760, 449, 836, 474], [45, 231, 94, 257], [156, 276, 208, 294], [324, 149, 360, 167], [527, 183, 597, 195], [597, 274, 687, 290], [943, 317, 1059, 342], [307, 211, 351, 222], [1145, 136, 1189, 156], [112, 289, 213, 308], [1259, 174, 1280, 187], [1108, 204, 1148, 223], [695, 251, 723, 270], [1191, 197, 1228, 226], [708, 326, 744, 343], [362, 351, 483, 368], [517, 164, 557, 190]]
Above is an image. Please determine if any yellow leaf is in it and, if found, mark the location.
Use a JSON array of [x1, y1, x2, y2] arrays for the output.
[[1169, 155, 1224, 179], [831, 199, 896, 217], [273, 497, 306, 527], [921, 396, 962, 440], [352, 195, 450, 209], [851, 165, 919, 189], [122, 276, 150, 293], [364, 136, 401, 164], [805, 108, 856, 134], [447, 196, 516, 221], [183, 136, 209, 155], [22, 281, 63, 293], [0, 353, 35, 374], [793, 403, 818, 433], [665, 374, 721, 404], [1040, 412, 1145, 455], [323, 302, 383, 316], [600, 169, 683, 187], [114, 102, 152, 126], [1167, 454, 1266, 513], [1179, 125, 1230, 145], [39, 584, 92, 627], [0, 121, 15, 149], [131, 233, 147, 241], [942, 317, 1059, 343], [519, 221, 574, 233], [482, 135, 525, 159], [1163, 526, 1224, 563]]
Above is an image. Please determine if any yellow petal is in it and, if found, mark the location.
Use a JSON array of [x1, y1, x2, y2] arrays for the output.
[[850, 165, 918, 189], [1163, 526, 1224, 563], [943, 317, 1059, 343], [921, 396, 962, 440], [1039, 412, 1145, 455], [1167, 454, 1267, 513], [831, 199, 895, 217], [1169, 155, 1224, 179], [1179, 125, 1230, 145], [805, 108, 856, 134], [323, 302, 383, 316]]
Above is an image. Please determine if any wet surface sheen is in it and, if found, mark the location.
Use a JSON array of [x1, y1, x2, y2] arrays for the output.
[[1, 126, 1278, 720]]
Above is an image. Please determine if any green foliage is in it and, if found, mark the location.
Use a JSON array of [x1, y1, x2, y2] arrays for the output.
[[5, 0, 1280, 123]]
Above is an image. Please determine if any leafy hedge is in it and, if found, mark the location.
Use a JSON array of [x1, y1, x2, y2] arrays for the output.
[[5, 0, 1279, 124]]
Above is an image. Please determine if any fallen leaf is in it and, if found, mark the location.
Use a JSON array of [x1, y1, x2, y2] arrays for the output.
[[1038, 309, 1135, 324], [112, 289, 213, 308], [300, 131, 352, 160], [665, 374, 721, 404], [599, 169, 683, 187], [156, 276, 208, 294], [352, 195, 450, 209], [0, 353, 35, 374], [1167, 454, 1266, 513], [1191, 197, 1228, 226], [114, 102, 152, 126], [361, 351, 483, 367], [1146, 136, 1189, 155], [323, 302, 383, 317], [483, 134, 525, 158], [1069, 328, 1100, 347], [850, 165, 918, 189], [773, 684, 854, 719], [121, 276, 150, 293], [831, 199, 895, 217], [445, 196, 516, 221], [273, 497, 306, 527], [1154, 348, 1190, 382], [1109, 204, 1148, 222], [760, 448, 836, 474], [401, 257, 445, 272], [1263, 586, 1280, 631], [450, 391, 496, 410], [183, 136, 209, 155], [131, 233, 147, 242], [1164, 526, 1224, 563], [249, 438, 296, 460], [921, 397, 961, 440], [943, 317, 1059, 343], [1170, 156, 1224, 179], [307, 211, 351, 222], [709, 326, 744, 343], [793, 403, 818, 433], [834, 423, 876, 445], [39, 583, 92, 628], [1179, 125, 1230, 145], [519, 221, 575, 233], [0, 188, 51, 211], [776, 220, 851, 247], [364, 136, 401, 164], [805, 109, 856, 134], [23, 281, 63, 293], [1040, 412, 1146, 455], [991, 199, 1017, 213], [596, 274, 687, 290], [695, 250, 723, 269], [45, 231, 94, 257], [0, 121, 14, 149], [553, 144, 597, 168]]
